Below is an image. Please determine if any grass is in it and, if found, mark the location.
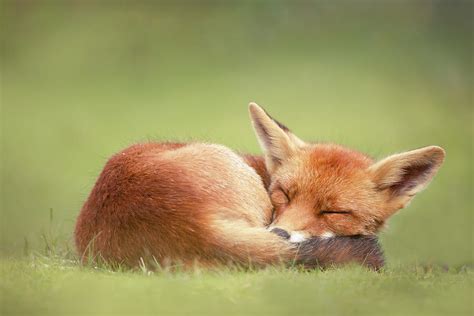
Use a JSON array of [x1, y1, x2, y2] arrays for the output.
[[1, 255, 472, 316], [1, 1, 473, 315], [2, 219, 471, 316]]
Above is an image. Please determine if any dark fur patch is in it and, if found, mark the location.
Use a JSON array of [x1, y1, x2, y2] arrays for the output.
[[271, 227, 291, 239], [295, 235, 385, 270]]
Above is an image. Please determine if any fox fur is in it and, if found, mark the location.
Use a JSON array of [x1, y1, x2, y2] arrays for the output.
[[75, 103, 444, 270], [247, 103, 445, 242]]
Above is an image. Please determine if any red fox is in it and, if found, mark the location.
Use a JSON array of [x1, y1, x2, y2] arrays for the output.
[[74, 103, 444, 270]]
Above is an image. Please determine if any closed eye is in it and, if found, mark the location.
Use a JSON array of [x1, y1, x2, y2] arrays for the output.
[[320, 210, 352, 215]]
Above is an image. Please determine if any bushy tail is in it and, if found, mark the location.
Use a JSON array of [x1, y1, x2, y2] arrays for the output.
[[210, 220, 295, 267]]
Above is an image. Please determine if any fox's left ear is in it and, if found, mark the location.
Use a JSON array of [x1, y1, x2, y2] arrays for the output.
[[369, 146, 445, 213], [249, 102, 305, 172]]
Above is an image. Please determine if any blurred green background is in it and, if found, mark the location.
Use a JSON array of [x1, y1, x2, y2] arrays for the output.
[[1, 1, 472, 265]]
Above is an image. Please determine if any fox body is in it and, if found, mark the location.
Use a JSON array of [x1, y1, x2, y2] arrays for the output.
[[74, 103, 444, 269], [75, 141, 382, 269]]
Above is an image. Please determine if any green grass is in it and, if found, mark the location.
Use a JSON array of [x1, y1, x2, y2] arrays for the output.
[[1, 1, 473, 315], [1, 256, 472, 316]]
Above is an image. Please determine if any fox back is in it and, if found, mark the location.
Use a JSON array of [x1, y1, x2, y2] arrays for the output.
[[75, 142, 284, 268]]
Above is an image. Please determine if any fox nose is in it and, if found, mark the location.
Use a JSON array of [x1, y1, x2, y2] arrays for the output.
[[271, 227, 290, 240]]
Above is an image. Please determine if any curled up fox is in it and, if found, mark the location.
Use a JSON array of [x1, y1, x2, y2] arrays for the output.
[[74, 103, 445, 270]]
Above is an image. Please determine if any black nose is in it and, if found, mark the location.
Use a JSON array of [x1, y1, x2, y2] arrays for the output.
[[271, 227, 290, 240]]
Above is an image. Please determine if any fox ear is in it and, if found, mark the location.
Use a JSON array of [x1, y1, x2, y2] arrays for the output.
[[249, 102, 305, 172], [369, 146, 445, 214]]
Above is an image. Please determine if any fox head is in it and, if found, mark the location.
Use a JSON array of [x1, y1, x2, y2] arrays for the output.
[[249, 102, 445, 242]]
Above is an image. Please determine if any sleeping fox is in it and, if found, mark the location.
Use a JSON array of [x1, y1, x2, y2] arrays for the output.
[[74, 103, 444, 270]]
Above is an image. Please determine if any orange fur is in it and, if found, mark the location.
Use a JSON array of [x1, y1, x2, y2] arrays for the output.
[[75, 142, 291, 268], [249, 102, 445, 240], [74, 140, 384, 270], [76, 102, 443, 270]]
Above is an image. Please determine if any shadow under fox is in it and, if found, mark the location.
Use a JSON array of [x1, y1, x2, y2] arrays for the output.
[[75, 103, 444, 270]]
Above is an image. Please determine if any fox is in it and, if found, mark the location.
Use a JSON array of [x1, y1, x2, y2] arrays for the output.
[[74, 141, 383, 270], [74, 102, 444, 270]]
